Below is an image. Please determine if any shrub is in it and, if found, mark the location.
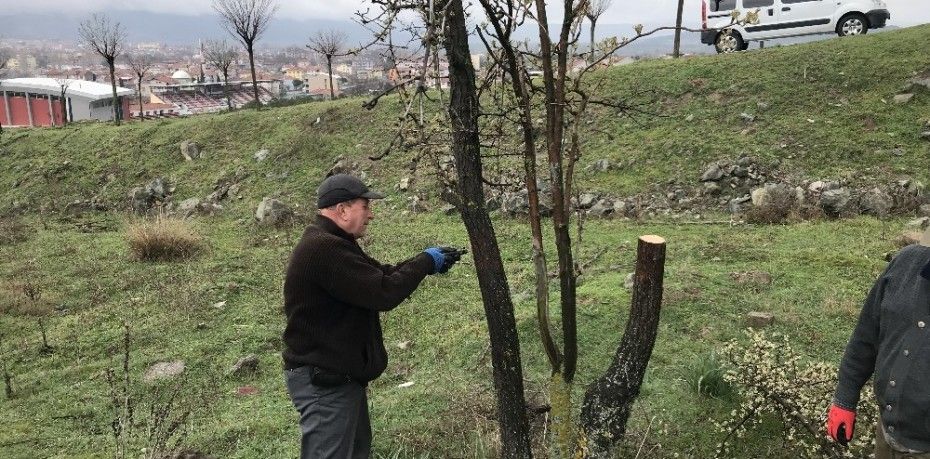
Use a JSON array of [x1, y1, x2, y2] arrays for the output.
[[127, 215, 204, 261], [745, 186, 800, 224], [714, 330, 877, 458], [683, 351, 733, 399], [0, 217, 29, 246]]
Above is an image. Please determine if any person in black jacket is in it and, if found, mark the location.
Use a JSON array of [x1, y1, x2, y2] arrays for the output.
[[827, 236, 930, 458], [282, 174, 462, 459]]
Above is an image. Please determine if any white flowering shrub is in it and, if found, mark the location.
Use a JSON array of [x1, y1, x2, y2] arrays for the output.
[[714, 330, 877, 458]]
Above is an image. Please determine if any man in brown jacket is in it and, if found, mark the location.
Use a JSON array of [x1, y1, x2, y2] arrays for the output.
[[282, 174, 461, 459]]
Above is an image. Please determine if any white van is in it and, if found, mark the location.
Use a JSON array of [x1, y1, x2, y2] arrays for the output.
[[701, 0, 890, 53]]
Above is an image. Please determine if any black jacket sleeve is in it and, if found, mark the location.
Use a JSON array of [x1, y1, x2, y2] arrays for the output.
[[310, 239, 434, 312]]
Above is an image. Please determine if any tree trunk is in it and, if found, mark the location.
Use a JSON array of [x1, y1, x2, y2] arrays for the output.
[[137, 79, 144, 121], [60, 92, 68, 125], [589, 19, 597, 63], [223, 70, 232, 109], [108, 61, 120, 125], [326, 56, 335, 100], [673, 0, 685, 58], [580, 235, 666, 457], [247, 43, 261, 109], [442, 0, 532, 457]]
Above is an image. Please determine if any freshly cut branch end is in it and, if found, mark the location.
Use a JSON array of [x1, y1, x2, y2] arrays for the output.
[[639, 235, 665, 245]]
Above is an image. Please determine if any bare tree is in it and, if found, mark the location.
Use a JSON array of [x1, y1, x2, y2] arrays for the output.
[[585, 0, 613, 63], [79, 13, 127, 125], [127, 54, 152, 121], [203, 39, 238, 109], [212, 0, 278, 109], [0, 47, 10, 136], [307, 30, 351, 100], [673, 0, 686, 57], [53, 78, 71, 126]]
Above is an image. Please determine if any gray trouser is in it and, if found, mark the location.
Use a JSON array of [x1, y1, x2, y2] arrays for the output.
[[284, 367, 371, 459]]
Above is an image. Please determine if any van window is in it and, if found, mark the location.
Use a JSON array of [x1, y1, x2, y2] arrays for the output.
[[709, 0, 737, 11], [743, 0, 774, 6], [782, 0, 817, 3]]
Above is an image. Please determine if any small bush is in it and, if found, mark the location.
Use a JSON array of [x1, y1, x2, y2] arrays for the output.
[[127, 216, 204, 261], [683, 352, 733, 399], [714, 330, 877, 458], [745, 186, 799, 224]]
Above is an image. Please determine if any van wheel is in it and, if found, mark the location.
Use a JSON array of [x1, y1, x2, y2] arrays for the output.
[[837, 14, 868, 36], [715, 31, 744, 54]]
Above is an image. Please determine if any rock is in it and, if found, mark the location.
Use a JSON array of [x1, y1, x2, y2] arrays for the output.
[[891, 147, 905, 157], [905, 217, 930, 231], [819, 188, 853, 217], [130, 187, 152, 213], [858, 187, 893, 217], [746, 312, 775, 328], [756, 101, 769, 110], [501, 191, 529, 215], [684, 114, 694, 122], [908, 181, 925, 196], [750, 187, 768, 207], [180, 140, 200, 161], [736, 155, 754, 167], [146, 177, 168, 199], [178, 197, 202, 216], [408, 196, 428, 213], [807, 181, 825, 193], [703, 182, 721, 195], [918, 204, 930, 217], [587, 199, 614, 217], [587, 159, 613, 172], [893, 93, 914, 104], [441, 204, 457, 216], [578, 193, 599, 209], [623, 273, 634, 290], [399, 177, 410, 191], [920, 131, 930, 141], [228, 354, 259, 377], [899, 231, 921, 247], [143, 360, 185, 383], [700, 164, 725, 182], [485, 195, 502, 212], [739, 112, 755, 123], [727, 195, 751, 214], [253, 149, 269, 161], [732, 166, 749, 178], [255, 198, 293, 226]]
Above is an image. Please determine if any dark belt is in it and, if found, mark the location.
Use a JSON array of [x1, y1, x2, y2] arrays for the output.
[[286, 364, 353, 387]]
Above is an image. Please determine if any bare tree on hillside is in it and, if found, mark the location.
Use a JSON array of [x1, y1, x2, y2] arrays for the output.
[[358, 0, 746, 456], [307, 29, 351, 100], [203, 39, 238, 109], [0, 47, 10, 136], [585, 0, 613, 63], [673, 0, 686, 57], [79, 13, 127, 125], [53, 78, 71, 126], [212, 0, 278, 109], [127, 54, 153, 121]]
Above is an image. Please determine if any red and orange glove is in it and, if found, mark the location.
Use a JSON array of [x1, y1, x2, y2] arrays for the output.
[[827, 404, 856, 445]]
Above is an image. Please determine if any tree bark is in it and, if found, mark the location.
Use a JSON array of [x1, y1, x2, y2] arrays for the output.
[[137, 79, 144, 121], [247, 43, 261, 108], [108, 60, 120, 125], [580, 235, 666, 457], [223, 70, 232, 109], [442, 0, 532, 456], [673, 0, 685, 58], [589, 19, 597, 63], [326, 56, 335, 100]]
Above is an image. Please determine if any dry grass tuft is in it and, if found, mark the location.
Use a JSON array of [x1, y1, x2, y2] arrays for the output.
[[127, 215, 204, 261]]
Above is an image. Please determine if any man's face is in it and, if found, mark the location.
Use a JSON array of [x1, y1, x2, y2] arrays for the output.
[[338, 198, 374, 238]]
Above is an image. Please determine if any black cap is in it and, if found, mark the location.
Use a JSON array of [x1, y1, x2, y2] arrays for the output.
[[316, 174, 385, 208]]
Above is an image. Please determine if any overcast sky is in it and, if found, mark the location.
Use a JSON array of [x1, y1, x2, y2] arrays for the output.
[[5, 0, 929, 28]]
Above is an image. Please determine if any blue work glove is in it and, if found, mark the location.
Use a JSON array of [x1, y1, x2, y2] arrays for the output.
[[423, 246, 465, 274]]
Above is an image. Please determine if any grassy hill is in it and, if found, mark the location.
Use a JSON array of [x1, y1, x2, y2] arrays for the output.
[[0, 25, 929, 458]]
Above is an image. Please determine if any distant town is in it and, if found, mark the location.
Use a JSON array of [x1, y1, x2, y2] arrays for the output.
[[0, 23, 646, 128]]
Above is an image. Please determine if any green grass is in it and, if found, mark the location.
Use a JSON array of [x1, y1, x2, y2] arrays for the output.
[[1, 24, 929, 458]]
